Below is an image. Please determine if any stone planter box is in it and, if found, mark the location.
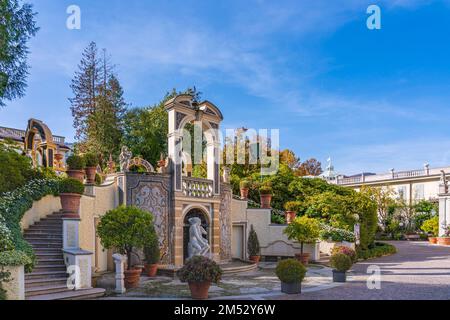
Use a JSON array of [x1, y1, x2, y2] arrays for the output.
[[2, 265, 25, 300], [281, 282, 301, 294]]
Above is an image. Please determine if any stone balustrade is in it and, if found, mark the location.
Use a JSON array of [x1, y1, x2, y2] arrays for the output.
[[182, 177, 213, 198]]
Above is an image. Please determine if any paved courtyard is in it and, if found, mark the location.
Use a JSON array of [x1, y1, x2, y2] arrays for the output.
[[271, 241, 450, 300]]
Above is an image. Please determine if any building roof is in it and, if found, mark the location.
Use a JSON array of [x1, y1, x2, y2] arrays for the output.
[[0, 126, 69, 149]]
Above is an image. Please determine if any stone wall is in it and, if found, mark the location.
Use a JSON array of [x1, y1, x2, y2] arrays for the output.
[[20, 195, 61, 231], [219, 183, 232, 261]]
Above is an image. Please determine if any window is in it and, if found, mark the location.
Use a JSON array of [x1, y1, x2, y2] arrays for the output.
[[413, 184, 425, 200], [397, 186, 407, 200]]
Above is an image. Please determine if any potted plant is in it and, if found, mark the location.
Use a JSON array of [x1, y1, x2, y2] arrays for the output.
[[275, 258, 307, 294], [177, 256, 223, 300], [259, 185, 273, 209], [284, 201, 302, 224], [330, 252, 353, 282], [143, 238, 160, 277], [83, 153, 99, 184], [240, 180, 251, 200], [284, 216, 320, 265], [66, 154, 86, 183], [330, 246, 357, 263], [421, 216, 439, 244], [247, 225, 261, 263], [59, 178, 85, 219], [438, 224, 450, 246], [97, 206, 158, 289]]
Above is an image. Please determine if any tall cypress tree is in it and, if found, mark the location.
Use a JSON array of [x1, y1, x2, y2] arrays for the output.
[[0, 0, 38, 107]]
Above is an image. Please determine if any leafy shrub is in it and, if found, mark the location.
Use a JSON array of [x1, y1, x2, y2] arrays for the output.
[[275, 258, 307, 283], [320, 224, 356, 242], [247, 225, 260, 256], [177, 256, 222, 283], [240, 180, 251, 189], [331, 246, 357, 263], [0, 250, 32, 267], [97, 206, 157, 270], [421, 216, 439, 237], [95, 173, 103, 186], [259, 185, 272, 195], [0, 223, 13, 252], [144, 238, 160, 265], [66, 155, 85, 170], [271, 213, 286, 224], [58, 178, 85, 194], [357, 242, 397, 260], [284, 201, 303, 213], [330, 253, 352, 272], [284, 216, 320, 254], [84, 153, 99, 167]]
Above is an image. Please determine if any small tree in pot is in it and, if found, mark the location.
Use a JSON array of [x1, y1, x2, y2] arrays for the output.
[[247, 225, 261, 263], [421, 216, 439, 244], [143, 237, 160, 277], [276, 258, 307, 294], [284, 216, 320, 265], [83, 153, 99, 184], [66, 154, 86, 183], [97, 206, 157, 289], [284, 201, 302, 224], [259, 185, 273, 209], [59, 178, 85, 219], [240, 180, 251, 200], [177, 256, 223, 299], [330, 253, 353, 282]]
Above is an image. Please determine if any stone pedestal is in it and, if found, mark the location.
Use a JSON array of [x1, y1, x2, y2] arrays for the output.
[[112, 254, 127, 294], [63, 249, 93, 289], [438, 195, 450, 236], [63, 218, 80, 250]]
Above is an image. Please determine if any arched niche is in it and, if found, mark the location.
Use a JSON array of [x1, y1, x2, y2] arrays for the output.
[[24, 119, 57, 168], [182, 207, 210, 262]]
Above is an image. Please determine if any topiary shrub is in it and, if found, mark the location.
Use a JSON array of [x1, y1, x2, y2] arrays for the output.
[[66, 155, 85, 170], [247, 225, 260, 257], [275, 258, 307, 284], [84, 153, 99, 167], [97, 206, 157, 270], [421, 216, 439, 237], [331, 246, 357, 263], [177, 256, 222, 283], [58, 178, 85, 195], [144, 238, 160, 265], [330, 253, 352, 272]]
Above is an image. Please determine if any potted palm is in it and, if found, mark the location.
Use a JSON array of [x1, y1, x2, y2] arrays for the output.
[[247, 225, 261, 263], [421, 216, 439, 244], [84, 153, 99, 184], [284, 216, 320, 265], [66, 154, 86, 183], [330, 252, 353, 282], [177, 256, 223, 300], [259, 185, 273, 209], [284, 201, 302, 224], [97, 206, 157, 289], [276, 258, 307, 294], [143, 238, 160, 277], [240, 180, 251, 200], [59, 178, 85, 219]]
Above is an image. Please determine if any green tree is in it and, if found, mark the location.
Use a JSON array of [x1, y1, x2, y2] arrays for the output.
[[360, 186, 397, 230], [0, 0, 38, 107], [284, 216, 320, 255]]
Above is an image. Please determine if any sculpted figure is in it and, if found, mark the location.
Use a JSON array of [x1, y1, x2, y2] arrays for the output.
[[119, 146, 132, 172], [188, 217, 210, 259]]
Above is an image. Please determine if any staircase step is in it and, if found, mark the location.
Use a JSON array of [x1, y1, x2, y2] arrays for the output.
[[36, 254, 64, 260], [34, 249, 63, 254], [33, 265, 67, 272], [26, 284, 70, 297], [27, 240, 63, 246], [25, 277, 68, 289], [24, 233, 63, 239], [26, 288, 106, 300], [36, 259, 65, 266], [26, 271, 68, 280], [27, 226, 62, 231]]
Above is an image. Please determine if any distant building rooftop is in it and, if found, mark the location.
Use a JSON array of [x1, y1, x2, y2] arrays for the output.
[[0, 126, 69, 148]]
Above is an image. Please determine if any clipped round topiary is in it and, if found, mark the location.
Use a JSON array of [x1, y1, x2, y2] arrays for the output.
[[330, 253, 353, 272], [66, 155, 86, 170], [59, 178, 85, 195], [84, 153, 99, 167], [177, 256, 223, 283], [240, 180, 251, 189], [275, 258, 307, 284]]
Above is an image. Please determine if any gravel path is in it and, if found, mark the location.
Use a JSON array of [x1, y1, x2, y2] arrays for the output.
[[271, 241, 450, 300]]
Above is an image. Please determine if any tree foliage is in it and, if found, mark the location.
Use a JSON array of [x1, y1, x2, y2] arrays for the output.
[[284, 215, 321, 254], [295, 158, 323, 176], [0, 0, 38, 107]]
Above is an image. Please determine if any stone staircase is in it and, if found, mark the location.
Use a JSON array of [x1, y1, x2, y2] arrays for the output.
[[23, 212, 105, 300]]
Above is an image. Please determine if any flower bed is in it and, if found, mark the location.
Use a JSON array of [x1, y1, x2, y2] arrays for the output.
[[319, 224, 356, 242]]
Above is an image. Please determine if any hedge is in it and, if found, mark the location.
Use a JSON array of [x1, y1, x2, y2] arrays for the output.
[[357, 242, 397, 260], [0, 250, 32, 267]]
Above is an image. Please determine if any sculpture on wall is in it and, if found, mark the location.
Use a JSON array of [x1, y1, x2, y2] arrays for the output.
[[119, 146, 132, 172], [222, 166, 230, 183], [187, 217, 210, 259]]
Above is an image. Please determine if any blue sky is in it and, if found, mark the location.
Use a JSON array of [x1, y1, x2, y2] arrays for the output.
[[1, 0, 450, 174]]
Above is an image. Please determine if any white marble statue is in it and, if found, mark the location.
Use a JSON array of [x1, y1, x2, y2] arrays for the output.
[[119, 146, 132, 172], [187, 217, 210, 259]]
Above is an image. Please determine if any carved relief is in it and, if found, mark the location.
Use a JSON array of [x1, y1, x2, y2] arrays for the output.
[[219, 187, 232, 261]]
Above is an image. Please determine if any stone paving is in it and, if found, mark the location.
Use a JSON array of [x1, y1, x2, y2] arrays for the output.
[[99, 262, 341, 300], [270, 241, 450, 300]]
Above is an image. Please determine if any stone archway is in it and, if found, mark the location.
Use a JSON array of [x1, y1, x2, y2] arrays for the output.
[[183, 208, 210, 262], [24, 119, 57, 168]]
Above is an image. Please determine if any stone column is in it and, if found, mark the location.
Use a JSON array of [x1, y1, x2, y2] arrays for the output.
[[439, 195, 450, 236], [112, 254, 127, 294]]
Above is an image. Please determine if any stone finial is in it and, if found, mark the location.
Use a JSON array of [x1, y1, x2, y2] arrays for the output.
[[222, 166, 230, 183]]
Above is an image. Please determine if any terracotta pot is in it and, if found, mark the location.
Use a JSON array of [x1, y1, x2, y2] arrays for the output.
[[428, 237, 438, 244], [437, 237, 450, 246], [240, 188, 249, 200], [60, 193, 81, 218], [286, 211, 297, 224], [144, 264, 158, 277], [124, 268, 141, 289], [85, 167, 97, 184], [260, 194, 272, 209], [295, 253, 310, 266], [67, 170, 85, 183], [249, 255, 261, 263], [188, 281, 211, 300]]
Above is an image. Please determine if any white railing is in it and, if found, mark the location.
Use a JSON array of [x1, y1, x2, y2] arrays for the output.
[[393, 169, 425, 179], [182, 177, 213, 198]]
